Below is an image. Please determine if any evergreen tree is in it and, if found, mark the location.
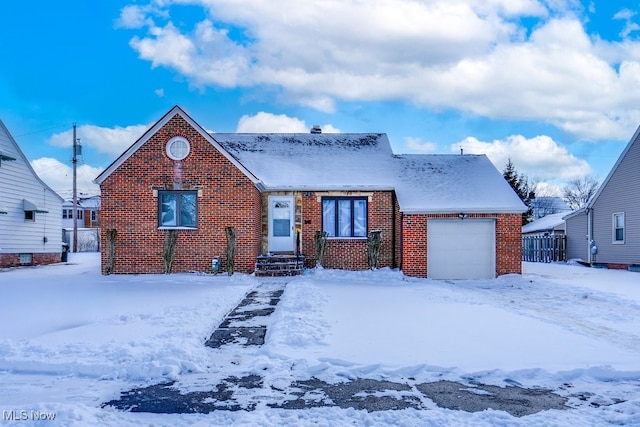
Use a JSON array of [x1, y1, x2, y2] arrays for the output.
[[503, 158, 534, 225]]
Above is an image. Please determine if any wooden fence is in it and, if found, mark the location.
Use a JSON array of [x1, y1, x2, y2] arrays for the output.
[[522, 235, 566, 263]]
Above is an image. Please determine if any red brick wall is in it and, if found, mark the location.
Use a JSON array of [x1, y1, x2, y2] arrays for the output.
[[399, 214, 427, 277], [0, 253, 62, 268], [401, 213, 522, 278], [495, 213, 523, 275], [300, 191, 398, 270], [99, 114, 261, 274]]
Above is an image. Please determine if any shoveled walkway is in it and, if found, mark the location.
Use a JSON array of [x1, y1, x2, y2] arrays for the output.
[[204, 281, 286, 348], [103, 280, 571, 416]]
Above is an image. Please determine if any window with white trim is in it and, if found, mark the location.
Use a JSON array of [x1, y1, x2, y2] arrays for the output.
[[166, 137, 190, 160], [613, 212, 625, 243], [158, 191, 197, 228], [322, 197, 367, 237]]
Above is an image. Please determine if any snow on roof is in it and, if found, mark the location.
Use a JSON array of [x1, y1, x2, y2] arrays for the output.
[[531, 197, 570, 211], [213, 133, 526, 213], [212, 133, 396, 190], [393, 154, 527, 213], [522, 212, 567, 234]]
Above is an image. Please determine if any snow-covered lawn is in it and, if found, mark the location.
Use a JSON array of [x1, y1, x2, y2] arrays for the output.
[[1, 253, 639, 426]]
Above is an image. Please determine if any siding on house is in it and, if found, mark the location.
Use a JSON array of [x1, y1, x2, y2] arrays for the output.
[[564, 209, 588, 261], [0, 120, 63, 267], [590, 130, 640, 265]]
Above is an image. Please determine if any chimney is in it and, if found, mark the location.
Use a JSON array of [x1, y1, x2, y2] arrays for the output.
[[310, 125, 322, 134]]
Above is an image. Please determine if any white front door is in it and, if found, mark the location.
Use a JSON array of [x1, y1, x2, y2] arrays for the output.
[[268, 196, 295, 253]]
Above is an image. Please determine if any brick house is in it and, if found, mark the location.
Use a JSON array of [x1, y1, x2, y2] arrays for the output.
[[94, 106, 526, 279]]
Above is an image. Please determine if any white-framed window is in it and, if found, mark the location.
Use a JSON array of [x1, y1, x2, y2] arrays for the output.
[[613, 212, 625, 244], [166, 137, 190, 161], [322, 197, 367, 237], [62, 209, 83, 219], [158, 190, 197, 228], [91, 210, 97, 222]]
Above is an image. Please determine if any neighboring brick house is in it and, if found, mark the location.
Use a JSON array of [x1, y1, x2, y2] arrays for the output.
[[94, 106, 526, 279]]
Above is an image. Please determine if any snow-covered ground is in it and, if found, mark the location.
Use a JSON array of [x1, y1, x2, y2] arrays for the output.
[[1, 253, 639, 426]]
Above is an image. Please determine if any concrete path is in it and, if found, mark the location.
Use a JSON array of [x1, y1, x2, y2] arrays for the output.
[[104, 280, 570, 416], [205, 282, 285, 348]]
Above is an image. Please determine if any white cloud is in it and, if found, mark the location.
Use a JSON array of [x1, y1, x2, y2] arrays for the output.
[[48, 124, 149, 156], [236, 112, 339, 133], [452, 134, 591, 181], [403, 137, 438, 153], [614, 8, 640, 39], [155, 88, 165, 97], [31, 158, 102, 198], [115, 5, 155, 29], [121, 0, 640, 140]]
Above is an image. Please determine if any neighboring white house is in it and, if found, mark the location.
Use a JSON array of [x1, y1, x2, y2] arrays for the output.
[[522, 212, 567, 236], [564, 124, 640, 268], [62, 195, 100, 230], [62, 195, 101, 252], [0, 119, 63, 267]]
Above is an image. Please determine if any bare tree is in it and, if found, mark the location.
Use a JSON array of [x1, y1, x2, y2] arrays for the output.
[[562, 176, 600, 210]]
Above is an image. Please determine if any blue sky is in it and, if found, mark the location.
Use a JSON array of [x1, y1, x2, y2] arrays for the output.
[[2, 0, 640, 199]]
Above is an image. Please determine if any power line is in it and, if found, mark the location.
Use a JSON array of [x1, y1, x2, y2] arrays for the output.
[[14, 123, 71, 138]]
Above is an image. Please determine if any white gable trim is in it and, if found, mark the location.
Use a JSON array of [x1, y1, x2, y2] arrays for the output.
[[94, 105, 260, 186], [0, 120, 63, 203]]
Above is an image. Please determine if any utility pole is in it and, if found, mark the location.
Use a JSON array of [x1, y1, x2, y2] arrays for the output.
[[72, 123, 78, 253]]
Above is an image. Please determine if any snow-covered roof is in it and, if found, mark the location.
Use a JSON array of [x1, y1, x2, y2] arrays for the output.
[[530, 197, 571, 219], [522, 212, 567, 234], [94, 107, 526, 214], [214, 133, 526, 214], [63, 195, 101, 208], [393, 155, 527, 213], [213, 133, 395, 191]]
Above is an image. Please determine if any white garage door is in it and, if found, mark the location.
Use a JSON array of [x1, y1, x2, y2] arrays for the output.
[[427, 219, 496, 280]]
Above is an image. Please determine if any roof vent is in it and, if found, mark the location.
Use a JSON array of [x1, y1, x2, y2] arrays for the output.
[[310, 125, 322, 134]]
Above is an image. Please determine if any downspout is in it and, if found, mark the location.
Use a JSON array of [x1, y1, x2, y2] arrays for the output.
[[391, 192, 397, 269], [587, 207, 593, 264], [398, 211, 403, 271]]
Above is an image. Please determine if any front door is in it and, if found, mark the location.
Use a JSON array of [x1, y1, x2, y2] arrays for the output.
[[268, 196, 295, 253]]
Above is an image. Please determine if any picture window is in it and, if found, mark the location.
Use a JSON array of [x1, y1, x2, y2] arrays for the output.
[[322, 197, 367, 237], [158, 190, 197, 228]]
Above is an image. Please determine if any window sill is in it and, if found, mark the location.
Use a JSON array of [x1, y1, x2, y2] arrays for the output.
[[326, 236, 367, 241], [158, 226, 198, 230]]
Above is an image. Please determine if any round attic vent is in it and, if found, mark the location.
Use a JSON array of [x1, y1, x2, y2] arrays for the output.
[[166, 137, 190, 160]]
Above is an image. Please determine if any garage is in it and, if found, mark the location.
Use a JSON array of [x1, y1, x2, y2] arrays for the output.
[[427, 219, 496, 280]]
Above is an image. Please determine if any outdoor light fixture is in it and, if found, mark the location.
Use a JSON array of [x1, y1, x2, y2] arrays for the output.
[[458, 213, 467, 220]]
